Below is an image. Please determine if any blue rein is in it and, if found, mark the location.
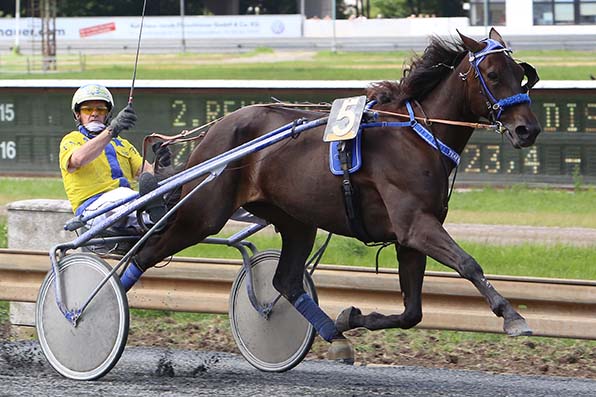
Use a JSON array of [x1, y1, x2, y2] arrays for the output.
[[469, 39, 531, 121]]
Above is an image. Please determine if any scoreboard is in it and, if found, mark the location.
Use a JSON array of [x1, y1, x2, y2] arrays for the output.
[[0, 80, 595, 185]]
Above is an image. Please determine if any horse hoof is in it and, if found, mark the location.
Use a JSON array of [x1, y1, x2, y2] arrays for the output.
[[504, 317, 533, 337], [335, 306, 361, 333], [326, 336, 355, 365]]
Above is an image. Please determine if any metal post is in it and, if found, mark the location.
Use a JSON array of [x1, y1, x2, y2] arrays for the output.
[[300, 0, 305, 37], [484, 0, 489, 35], [14, 0, 21, 54], [180, 0, 186, 52], [331, 0, 336, 53]]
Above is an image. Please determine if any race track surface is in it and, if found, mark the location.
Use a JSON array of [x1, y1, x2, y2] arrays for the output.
[[1, 341, 594, 396]]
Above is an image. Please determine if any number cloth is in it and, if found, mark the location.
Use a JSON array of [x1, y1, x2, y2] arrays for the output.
[[329, 133, 363, 175], [59, 127, 143, 214]]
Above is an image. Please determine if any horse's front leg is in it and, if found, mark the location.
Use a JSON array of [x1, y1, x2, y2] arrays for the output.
[[336, 245, 426, 332], [404, 213, 531, 336]]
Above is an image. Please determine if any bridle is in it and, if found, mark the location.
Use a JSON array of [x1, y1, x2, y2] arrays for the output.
[[461, 38, 539, 133]]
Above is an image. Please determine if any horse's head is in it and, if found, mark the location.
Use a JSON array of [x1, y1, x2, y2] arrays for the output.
[[457, 28, 541, 148]]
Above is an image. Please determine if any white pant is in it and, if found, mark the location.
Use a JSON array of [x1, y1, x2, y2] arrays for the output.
[[83, 187, 145, 231]]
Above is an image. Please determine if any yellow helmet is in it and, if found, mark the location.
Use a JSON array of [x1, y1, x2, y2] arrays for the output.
[[71, 84, 114, 115]]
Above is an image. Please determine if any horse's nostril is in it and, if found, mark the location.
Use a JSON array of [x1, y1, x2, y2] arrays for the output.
[[514, 124, 540, 146], [515, 125, 529, 136], [515, 124, 540, 137]]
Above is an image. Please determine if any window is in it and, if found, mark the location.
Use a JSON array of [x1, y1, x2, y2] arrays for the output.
[[555, 1, 575, 24], [469, 0, 507, 26], [534, 2, 554, 24], [580, 2, 596, 23], [533, 0, 596, 24]]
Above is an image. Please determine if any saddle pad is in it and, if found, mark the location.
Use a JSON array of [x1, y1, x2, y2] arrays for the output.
[[329, 133, 363, 176]]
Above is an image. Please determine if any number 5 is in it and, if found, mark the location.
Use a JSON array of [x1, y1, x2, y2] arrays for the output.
[[332, 97, 359, 137]]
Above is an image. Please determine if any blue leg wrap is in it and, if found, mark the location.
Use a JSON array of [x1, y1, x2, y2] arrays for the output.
[[120, 262, 143, 292], [293, 292, 338, 342]]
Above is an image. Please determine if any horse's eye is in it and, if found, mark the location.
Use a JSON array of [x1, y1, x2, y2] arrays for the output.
[[487, 71, 498, 80]]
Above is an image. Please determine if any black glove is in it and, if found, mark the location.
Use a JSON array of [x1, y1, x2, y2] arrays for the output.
[[109, 104, 137, 138], [152, 142, 172, 168]]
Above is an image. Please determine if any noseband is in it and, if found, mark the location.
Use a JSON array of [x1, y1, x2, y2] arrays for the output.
[[463, 39, 537, 130]]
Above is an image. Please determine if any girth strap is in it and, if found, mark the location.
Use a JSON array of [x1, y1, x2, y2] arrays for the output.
[[338, 141, 373, 243]]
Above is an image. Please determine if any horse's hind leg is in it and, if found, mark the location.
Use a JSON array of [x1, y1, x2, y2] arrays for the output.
[[336, 245, 426, 332], [271, 219, 342, 343], [122, 183, 237, 291]]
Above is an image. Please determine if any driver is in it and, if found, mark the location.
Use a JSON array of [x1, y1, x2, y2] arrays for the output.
[[59, 83, 169, 290]]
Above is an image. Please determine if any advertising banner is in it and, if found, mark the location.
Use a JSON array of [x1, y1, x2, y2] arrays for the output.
[[0, 15, 302, 42]]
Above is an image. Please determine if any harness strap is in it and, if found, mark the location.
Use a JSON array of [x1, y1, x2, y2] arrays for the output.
[[469, 39, 512, 65], [338, 142, 373, 243], [361, 101, 461, 166]]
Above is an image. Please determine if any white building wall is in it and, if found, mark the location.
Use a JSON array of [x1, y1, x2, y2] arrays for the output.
[[304, 17, 471, 37], [505, 0, 534, 28]]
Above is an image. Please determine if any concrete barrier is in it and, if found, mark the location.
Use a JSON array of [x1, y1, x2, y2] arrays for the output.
[[7, 199, 74, 250]]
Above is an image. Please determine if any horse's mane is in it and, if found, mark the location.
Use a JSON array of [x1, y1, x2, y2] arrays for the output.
[[367, 36, 467, 106]]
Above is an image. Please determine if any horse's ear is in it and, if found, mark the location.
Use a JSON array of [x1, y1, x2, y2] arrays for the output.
[[489, 27, 506, 46], [457, 29, 485, 53], [519, 62, 540, 92]]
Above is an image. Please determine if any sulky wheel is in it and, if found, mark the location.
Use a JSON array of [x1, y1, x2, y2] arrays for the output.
[[36, 253, 129, 380], [229, 250, 317, 372]]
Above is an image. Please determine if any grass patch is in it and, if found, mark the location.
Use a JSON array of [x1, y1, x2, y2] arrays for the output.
[[0, 177, 66, 206], [449, 185, 596, 214], [431, 242, 596, 280], [247, 47, 275, 55], [0, 49, 593, 80], [0, 221, 6, 248], [131, 308, 226, 323], [178, 232, 596, 280], [446, 211, 596, 228], [446, 186, 596, 228], [0, 301, 8, 322]]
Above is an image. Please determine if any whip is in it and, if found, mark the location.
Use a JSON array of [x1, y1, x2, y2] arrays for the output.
[[128, 0, 148, 104]]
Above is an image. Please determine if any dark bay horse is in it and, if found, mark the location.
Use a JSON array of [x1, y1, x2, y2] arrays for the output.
[[134, 29, 541, 343]]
